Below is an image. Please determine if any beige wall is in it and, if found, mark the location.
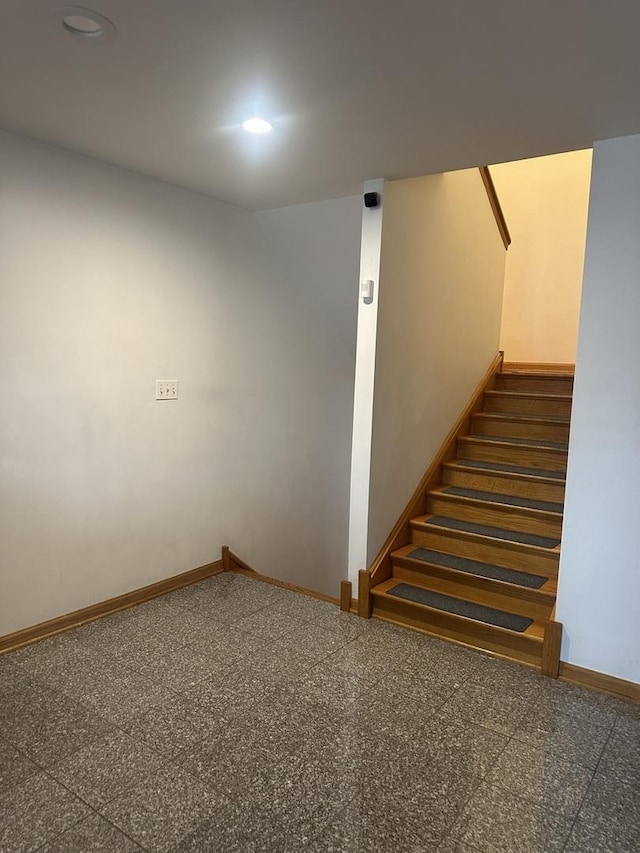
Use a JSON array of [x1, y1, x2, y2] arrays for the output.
[[0, 130, 361, 636], [492, 150, 592, 364], [366, 170, 506, 562]]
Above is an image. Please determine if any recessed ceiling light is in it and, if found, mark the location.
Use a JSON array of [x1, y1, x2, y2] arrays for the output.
[[242, 117, 274, 135], [55, 6, 116, 40]]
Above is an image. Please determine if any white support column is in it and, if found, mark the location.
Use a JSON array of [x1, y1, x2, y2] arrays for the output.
[[347, 179, 385, 587]]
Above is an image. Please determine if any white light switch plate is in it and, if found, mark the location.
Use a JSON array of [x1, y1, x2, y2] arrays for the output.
[[156, 380, 178, 400]]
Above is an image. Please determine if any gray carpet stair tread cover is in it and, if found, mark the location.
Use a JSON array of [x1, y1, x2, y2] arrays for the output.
[[457, 459, 566, 480], [388, 583, 534, 632], [443, 486, 563, 514], [426, 516, 561, 549], [407, 547, 548, 589]]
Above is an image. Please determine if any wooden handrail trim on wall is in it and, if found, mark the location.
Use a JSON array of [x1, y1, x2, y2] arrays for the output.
[[479, 166, 511, 249]]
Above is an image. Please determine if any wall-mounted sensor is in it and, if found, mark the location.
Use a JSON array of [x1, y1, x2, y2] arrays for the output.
[[364, 191, 380, 208], [361, 279, 374, 304]]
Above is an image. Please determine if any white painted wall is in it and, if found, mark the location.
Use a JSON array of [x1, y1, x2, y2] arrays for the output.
[[366, 170, 507, 563], [557, 134, 640, 683], [491, 151, 592, 364], [0, 130, 361, 635]]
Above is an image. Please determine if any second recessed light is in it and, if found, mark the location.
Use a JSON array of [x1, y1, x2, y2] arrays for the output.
[[55, 6, 116, 39]]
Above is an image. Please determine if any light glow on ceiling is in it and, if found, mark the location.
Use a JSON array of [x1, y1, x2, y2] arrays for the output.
[[241, 117, 274, 135]]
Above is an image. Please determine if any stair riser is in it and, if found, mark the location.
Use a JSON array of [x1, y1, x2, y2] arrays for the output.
[[458, 438, 567, 473], [442, 466, 566, 503], [391, 560, 555, 619], [410, 526, 559, 576], [495, 376, 574, 394], [471, 416, 570, 443], [484, 393, 572, 418], [371, 593, 543, 666], [428, 494, 562, 539]]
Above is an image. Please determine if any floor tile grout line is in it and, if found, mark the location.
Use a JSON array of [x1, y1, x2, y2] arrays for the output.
[[443, 710, 580, 848], [29, 772, 148, 853], [430, 773, 485, 852], [557, 723, 618, 853], [2, 736, 148, 853]]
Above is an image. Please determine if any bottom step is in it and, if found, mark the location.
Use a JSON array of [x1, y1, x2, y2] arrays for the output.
[[371, 578, 544, 666], [387, 582, 533, 632]]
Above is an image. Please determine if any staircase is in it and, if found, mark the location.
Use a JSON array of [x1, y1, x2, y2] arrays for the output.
[[369, 368, 573, 671]]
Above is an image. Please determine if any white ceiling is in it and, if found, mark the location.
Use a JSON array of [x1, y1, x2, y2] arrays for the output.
[[2, 1, 640, 209]]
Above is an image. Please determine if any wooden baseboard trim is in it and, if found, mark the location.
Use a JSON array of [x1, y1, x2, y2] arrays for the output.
[[503, 361, 575, 374], [559, 662, 640, 704], [0, 559, 224, 655], [340, 581, 352, 612], [224, 546, 340, 607], [367, 351, 504, 588], [541, 621, 562, 678]]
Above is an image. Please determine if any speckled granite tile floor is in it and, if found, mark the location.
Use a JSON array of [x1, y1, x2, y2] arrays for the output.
[[1, 572, 638, 852]]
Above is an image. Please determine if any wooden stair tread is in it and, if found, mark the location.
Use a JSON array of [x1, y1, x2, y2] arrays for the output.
[[442, 464, 565, 505], [458, 437, 568, 474], [499, 370, 574, 379], [410, 519, 559, 576], [372, 578, 546, 641], [392, 544, 557, 593], [412, 514, 561, 551], [485, 390, 573, 401], [448, 459, 566, 482], [464, 434, 569, 451], [431, 485, 563, 516], [473, 411, 571, 425], [427, 488, 562, 539]]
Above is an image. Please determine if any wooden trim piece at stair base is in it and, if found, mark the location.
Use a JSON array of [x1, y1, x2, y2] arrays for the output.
[[479, 166, 511, 249], [559, 663, 640, 705], [541, 620, 562, 677], [367, 351, 504, 589], [0, 559, 224, 655], [224, 547, 340, 606], [503, 362, 575, 374], [358, 569, 372, 618], [340, 581, 353, 612]]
